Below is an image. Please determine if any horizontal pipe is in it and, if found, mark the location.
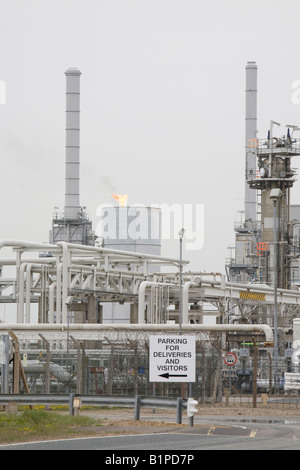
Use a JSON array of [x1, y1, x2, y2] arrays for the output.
[[57, 241, 189, 265], [198, 278, 300, 298], [0, 323, 274, 343], [0, 240, 56, 251]]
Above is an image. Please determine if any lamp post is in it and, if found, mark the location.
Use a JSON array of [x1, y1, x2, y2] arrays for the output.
[[270, 188, 282, 391], [66, 296, 74, 391], [178, 228, 185, 335]]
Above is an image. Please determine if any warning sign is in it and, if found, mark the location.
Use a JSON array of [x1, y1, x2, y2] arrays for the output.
[[149, 335, 196, 383], [239, 291, 265, 301], [224, 352, 237, 366]]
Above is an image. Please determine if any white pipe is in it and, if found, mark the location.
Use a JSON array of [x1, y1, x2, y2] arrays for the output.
[[18, 262, 54, 323], [57, 242, 69, 323], [138, 281, 174, 324], [56, 263, 63, 323], [196, 277, 300, 297], [0, 258, 56, 265], [25, 264, 33, 323], [49, 282, 56, 323], [182, 281, 198, 324], [0, 240, 56, 251], [55, 241, 189, 265], [0, 323, 274, 343], [17, 263, 26, 323]]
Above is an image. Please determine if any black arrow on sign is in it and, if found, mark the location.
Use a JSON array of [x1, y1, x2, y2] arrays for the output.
[[159, 373, 188, 379]]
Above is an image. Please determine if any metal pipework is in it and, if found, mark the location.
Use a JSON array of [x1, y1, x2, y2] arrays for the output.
[[64, 68, 81, 221], [138, 281, 174, 324], [17, 262, 57, 323], [182, 281, 198, 324]]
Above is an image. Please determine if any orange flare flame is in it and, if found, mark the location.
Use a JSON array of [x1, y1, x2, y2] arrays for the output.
[[113, 194, 128, 207]]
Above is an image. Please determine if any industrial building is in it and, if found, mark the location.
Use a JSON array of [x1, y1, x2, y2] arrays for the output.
[[2, 62, 300, 396], [226, 62, 300, 290], [2, 63, 300, 333]]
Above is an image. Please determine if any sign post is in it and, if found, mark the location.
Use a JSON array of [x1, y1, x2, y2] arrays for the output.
[[223, 352, 237, 395], [149, 335, 195, 383]]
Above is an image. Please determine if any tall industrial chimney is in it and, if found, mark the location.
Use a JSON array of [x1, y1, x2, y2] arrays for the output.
[[64, 67, 81, 220], [50, 68, 94, 246], [244, 61, 257, 225], [226, 62, 259, 283]]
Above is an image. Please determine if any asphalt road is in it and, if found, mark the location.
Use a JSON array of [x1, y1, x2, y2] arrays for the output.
[[2, 418, 300, 450]]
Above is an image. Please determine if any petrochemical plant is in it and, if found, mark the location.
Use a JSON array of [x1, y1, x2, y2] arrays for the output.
[[1, 61, 300, 397]]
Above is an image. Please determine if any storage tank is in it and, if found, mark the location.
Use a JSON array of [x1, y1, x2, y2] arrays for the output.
[[99, 203, 161, 323], [100, 204, 161, 256]]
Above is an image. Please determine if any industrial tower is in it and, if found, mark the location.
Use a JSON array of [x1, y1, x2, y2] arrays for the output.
[[226, 61, 300, 290], [226, 62, 260, 283], [49, 68, 95, 246], [248, 129, 300, 288]]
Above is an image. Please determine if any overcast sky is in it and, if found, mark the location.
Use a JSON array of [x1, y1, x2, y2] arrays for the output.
[[1, 0, 300, 273]]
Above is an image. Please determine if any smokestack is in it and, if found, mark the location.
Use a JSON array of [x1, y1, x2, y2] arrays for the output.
[[64, 67, 81, 220], [245, 61, 257, 225]]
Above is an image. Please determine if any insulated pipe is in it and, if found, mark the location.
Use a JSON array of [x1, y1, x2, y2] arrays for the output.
[[0, 239, 189, 266], [64, 68, 81, 221], [49, 282, 56, 323], [0, 240, 56, 251], [195, 277, 300, 298], [138, 281, 174, 324], [18, 263, 53, 323], [182, 282, 198, 324], [54, 240, 189, 265], [0, 323, 274, 343], [57, 242, 70, 323], [17, 263, 26, 323], [56, 264, 63, 323], [0, 258, 56, 265], [13, 362, 75, 385], [25, 264, 33, 323]]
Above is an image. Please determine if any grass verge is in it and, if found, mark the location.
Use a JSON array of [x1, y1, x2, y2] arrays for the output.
[[0, 409, 99, 444]]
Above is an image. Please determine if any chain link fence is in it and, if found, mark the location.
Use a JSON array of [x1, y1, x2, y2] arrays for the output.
[[2, 328, 300, 411]]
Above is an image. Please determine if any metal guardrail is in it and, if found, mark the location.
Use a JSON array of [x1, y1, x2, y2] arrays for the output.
[[0, 394, 190, 425]]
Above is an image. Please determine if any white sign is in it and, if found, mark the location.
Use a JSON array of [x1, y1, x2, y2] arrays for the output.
[[149, 335, 196, 382]]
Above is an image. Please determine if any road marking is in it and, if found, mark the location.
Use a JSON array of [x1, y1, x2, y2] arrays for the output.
[[207, 426, 216, 435], [250, 429, 258, 438], [0, 433, 170, 448]]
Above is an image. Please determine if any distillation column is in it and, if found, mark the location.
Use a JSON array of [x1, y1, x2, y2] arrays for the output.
[[245, 61, 258, 227]]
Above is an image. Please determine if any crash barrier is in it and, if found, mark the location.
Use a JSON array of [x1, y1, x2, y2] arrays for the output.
[[0, 393, 195, 425]]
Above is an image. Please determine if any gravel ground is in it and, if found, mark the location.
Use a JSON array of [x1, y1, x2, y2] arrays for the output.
[[79, 404, 300, 422]]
